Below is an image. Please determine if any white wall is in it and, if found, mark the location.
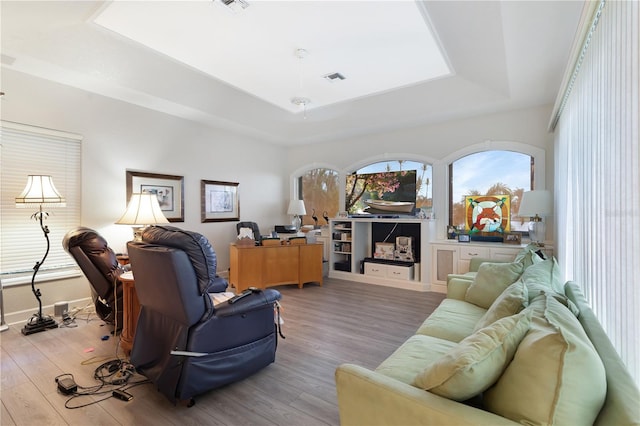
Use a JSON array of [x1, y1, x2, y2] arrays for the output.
[[1, 67, 556, 324], [1, 69, 288, 323], [286, 104, 555, 240]]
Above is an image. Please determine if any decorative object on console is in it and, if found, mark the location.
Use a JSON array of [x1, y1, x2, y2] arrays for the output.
[[503, 232, 522, 245], [374, 242, 395, 260], [518, 190, 552, 246], [15, 175, 65, 335], [458, 233, 471, 243], [465, 195, 510, 236], [201, 180, 240, 222], [116, 193, 169, 241], [287, 199, 306, 232], [395, 236, 414, 262]]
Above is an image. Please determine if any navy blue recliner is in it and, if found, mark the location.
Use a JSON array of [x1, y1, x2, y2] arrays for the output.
[[127, 225, 281, 404]]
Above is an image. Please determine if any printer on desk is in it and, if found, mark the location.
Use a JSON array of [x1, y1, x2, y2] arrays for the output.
[[275, 225, 297, 234]]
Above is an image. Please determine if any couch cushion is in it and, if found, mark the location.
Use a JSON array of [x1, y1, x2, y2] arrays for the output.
[[375, 334, 457, 385], [520, 257, 564, 298], [484, 293, 607, 426], [465, 261, 525, 309], [415, 299, 486, 343], [474, 279, 528, 332], [413, 310, 531, 401], [514, 243, 545, 267]]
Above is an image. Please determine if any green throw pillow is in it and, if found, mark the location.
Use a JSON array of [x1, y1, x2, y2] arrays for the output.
[[520, 257, 564, 298], [484, 294, 607, 426], [413, 310, 531, 401], [474, 279, 528, 331], [465, 262, 525, 309]]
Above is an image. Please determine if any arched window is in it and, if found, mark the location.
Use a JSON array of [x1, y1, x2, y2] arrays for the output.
[[449, 150, 533, 232], [297, 168, 339, 226], [346, 160, 432, 217]]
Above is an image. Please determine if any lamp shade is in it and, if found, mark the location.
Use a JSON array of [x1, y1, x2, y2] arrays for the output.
[[518, 190, 552, 218], [15, 175, 66, 207], [287, 199, 306, 216], [116, 193, 169, 225]]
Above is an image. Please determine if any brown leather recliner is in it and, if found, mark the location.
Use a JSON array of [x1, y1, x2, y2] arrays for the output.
[[62, 227, 124, 329]]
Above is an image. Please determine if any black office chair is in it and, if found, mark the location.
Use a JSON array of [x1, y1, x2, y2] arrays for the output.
[[62, 227, 124, 329], [236, 221, 261, 243], [128, 225, 281, 404]]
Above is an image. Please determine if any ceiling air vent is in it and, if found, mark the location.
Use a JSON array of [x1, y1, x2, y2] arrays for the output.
[[218, 0, 250, 12], [323, 72, 346, 82]]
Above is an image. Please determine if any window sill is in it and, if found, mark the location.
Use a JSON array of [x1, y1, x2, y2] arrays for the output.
[[1, 268, 82, 287]]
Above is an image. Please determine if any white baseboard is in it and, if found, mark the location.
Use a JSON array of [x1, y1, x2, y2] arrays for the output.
[[4, 297, 93, 327]]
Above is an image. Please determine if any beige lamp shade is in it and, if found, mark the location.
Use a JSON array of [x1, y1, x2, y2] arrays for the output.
[[15, 175, 66, 207], [287, 199, 307, 216], [116, 193, 169, 225], [518, 190, 552, 219], [518, 190, 552, 245]]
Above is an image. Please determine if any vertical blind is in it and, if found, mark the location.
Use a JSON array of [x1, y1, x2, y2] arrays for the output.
[[554, 0, 639, 385], [0, 121, 82, 284]]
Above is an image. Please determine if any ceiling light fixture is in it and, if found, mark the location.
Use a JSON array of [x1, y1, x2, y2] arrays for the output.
[[291, 48, 310, 119]]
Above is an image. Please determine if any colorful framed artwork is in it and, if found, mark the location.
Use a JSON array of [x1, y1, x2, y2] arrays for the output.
[[126, 170, 184, 222], [464, 195, 510, 235], [201, 180, 239, 222]]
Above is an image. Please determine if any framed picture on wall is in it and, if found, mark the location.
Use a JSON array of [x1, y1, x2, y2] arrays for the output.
[[201, 180, 239, 222], [126, 170, 184, 222]]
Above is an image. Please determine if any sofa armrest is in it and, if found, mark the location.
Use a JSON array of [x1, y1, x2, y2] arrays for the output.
[[446, 276, 473, 300], [336, 364, 518, 426]]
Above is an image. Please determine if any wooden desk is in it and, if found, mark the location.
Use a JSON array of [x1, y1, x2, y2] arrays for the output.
[[229, 243, 323, 293], [118, 271, 139, 355]]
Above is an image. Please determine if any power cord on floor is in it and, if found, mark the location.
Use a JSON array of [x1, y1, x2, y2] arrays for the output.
[[55, 360, 150, 409], [59, 311, 77, 328]]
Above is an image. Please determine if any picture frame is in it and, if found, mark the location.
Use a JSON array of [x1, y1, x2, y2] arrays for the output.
[[201, 180, 239, 222], [503, 232, 522, 245], [446, 225, 457, 239], [126, 170, 184, 222], [458, 233, 471, 243]]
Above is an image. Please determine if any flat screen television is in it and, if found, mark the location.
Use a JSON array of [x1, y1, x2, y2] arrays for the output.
[[345, 170, 417, 216]]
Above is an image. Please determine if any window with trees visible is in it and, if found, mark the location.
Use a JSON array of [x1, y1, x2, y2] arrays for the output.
[[298, 168, 339, 226], [346, 160, 432, 217], [449, 151, 533, 232]]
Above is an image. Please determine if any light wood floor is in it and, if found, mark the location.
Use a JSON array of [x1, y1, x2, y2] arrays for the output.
[[1, 278, 445, 426]]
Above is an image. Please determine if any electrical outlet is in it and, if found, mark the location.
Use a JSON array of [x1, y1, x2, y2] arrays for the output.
[[54, 301, 69, 317]]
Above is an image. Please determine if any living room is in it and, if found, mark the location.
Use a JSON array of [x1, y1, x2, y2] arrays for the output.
[[1, 0, 638, 424]]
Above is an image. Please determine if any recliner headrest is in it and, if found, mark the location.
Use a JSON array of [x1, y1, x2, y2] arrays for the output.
[[140, 225, 217, 294]]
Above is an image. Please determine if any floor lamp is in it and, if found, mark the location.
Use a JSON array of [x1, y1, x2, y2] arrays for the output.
[[15, 175, 66, 335]]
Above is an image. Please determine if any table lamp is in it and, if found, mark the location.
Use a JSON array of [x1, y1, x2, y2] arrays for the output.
[[287, 199, 306, 232], [518, 190, 552, 245], [15, 175, 66, 335], [116, 193, 169, 240]]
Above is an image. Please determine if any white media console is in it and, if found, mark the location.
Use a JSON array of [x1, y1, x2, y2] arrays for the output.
[[329, 217, 548, 293]]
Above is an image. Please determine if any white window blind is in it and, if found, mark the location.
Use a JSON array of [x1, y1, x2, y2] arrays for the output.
[[553, 0, 639, 385], [0, 121, 82, 285]]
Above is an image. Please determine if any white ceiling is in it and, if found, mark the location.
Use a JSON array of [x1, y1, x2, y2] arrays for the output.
[[0, 1, 584, 146]]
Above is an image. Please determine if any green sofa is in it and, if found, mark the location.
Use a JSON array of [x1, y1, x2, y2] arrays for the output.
[[335, 253, 640, 425]]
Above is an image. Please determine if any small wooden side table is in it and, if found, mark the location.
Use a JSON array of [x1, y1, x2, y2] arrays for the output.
[[118, 271, 139, 355]]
